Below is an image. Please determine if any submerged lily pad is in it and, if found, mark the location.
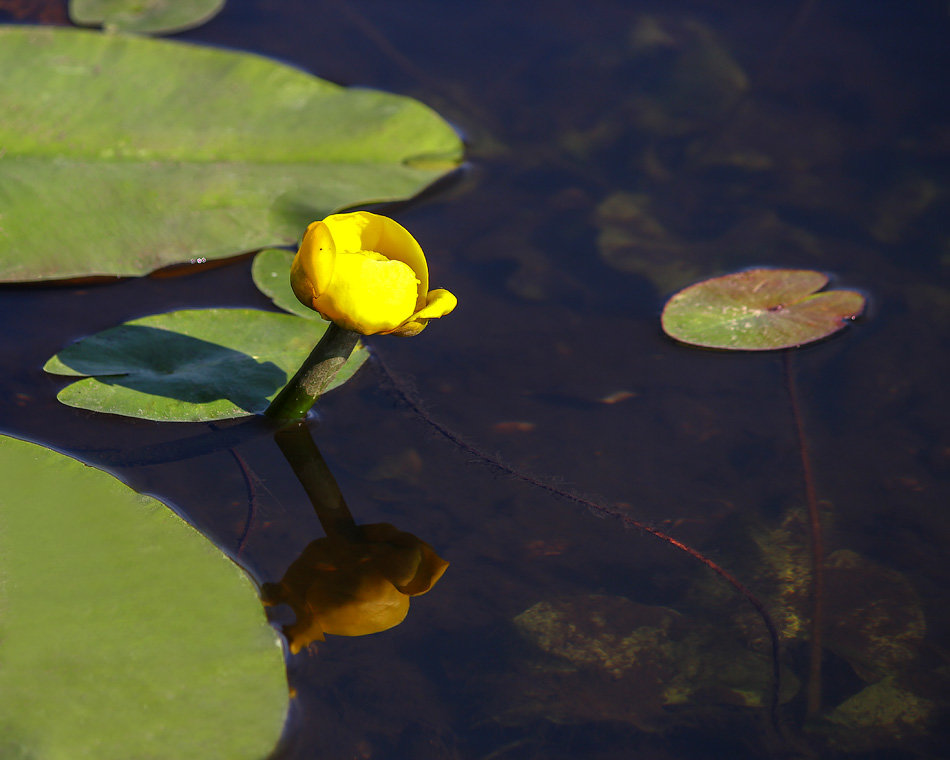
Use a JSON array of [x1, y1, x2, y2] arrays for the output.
[[44, 308, 368, 421], [0, 434, 288, 758], [70, 0, 225, 34], [0, 26, 462, 282], [661, 269, 865, 350], [252, 248, 318, 320]]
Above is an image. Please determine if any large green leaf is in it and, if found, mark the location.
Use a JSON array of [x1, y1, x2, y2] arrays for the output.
[[0, 434, 288, 759], [0, 26, 462, 282], [44, 308, 368, 421], [661, 269, 865, 350], [70, 0, 226, 34]]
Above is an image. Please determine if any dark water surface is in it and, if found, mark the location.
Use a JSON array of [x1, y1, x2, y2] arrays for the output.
[[2, 1, 948, 757]]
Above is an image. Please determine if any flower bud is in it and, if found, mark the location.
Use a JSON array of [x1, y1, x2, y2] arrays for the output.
[[290, 212, 457, 336]]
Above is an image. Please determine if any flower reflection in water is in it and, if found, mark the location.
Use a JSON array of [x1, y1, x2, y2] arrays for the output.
[[262, 523, 448, 652], [265, 422, 448, 654]]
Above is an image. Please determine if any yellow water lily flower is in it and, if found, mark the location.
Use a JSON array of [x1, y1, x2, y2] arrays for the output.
[[290, 211, 457, 336]]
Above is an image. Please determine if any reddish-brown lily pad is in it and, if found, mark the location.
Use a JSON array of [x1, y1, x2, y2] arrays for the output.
[[661, 269, 865, 350]]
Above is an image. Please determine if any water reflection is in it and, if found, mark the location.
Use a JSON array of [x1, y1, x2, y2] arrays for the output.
[[264, 422, 448, 653]]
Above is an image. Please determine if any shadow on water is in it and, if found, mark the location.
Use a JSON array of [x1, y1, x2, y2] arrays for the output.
[[54, 324, 286, 413]]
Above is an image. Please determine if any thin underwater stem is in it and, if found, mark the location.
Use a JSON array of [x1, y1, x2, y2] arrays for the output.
[[784, 351, 825, 718], [265, 322, 360, 423], [274, 420, 360, 542], [370, 346, 786, 734], [229, 448, 260, 558]]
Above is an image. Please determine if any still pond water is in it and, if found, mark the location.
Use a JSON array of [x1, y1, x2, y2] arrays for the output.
[[1, 0, 948, 757]]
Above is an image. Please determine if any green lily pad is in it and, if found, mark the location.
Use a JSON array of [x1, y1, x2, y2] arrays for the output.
[[70, 0, 225, 34], [252, 248, 318, 320], [0, 26, 462, 282], [44, 308, 368, 421], [0, 434, 288, 759], [661, 269, 865, 350]]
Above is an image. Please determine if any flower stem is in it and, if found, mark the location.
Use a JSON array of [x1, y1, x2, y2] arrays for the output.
[[784, 351, 824, 718], [265, 322, 360, 422]]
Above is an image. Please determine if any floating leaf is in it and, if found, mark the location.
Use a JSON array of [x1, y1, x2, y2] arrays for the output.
[[661, 269, 865, 350], [252, 248, 318, 320], [44, 308, 368, 421], [0, 434, 288, 758], [70, 0, 225, 34], [0, 26, 462, 282]]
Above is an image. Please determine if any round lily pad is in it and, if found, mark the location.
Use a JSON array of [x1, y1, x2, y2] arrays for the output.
[[0, 434, 288, 759], [44, 308, 367, 421], [69, 0, 226, 35], [661, 269, 865, 350]]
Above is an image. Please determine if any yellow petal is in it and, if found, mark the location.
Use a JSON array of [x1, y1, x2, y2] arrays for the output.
[[313, 251, 419, 334], [324, 211, 429, 308], [321, 212, 371, 257], [386, 288, 458, 336], [414, 288, 458, 320], [290, 221, 336, 310]]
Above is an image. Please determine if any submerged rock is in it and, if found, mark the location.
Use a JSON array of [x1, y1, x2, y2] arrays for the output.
[[505, 595, 681, 731], [824, 676, 935, 752], [824, 549, 927, 683], [514, 595, 680, 680], [740, 512, 927, 684], [493, 594, 786, 733]]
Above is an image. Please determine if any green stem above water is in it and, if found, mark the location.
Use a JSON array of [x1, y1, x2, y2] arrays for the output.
[[265, 322, 360, 423]]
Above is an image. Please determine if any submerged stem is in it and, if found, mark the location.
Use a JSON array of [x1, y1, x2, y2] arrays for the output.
[[265, 322, 360, 423], [274, 420, 359, 542], [784, 351, 825, 718]]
